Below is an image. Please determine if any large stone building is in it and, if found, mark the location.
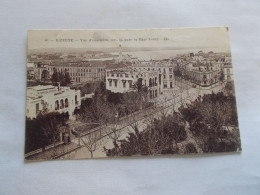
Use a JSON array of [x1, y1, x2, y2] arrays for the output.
[[26, 85, 81, 119], [106, 68, 160, 99], [222, 57, 233, 82], [185, 61, 222, 87], [28, 60, 106, 83], [46, 61, 106, 83], [132, 60, 175, 92], [176, 52, 233, 88]]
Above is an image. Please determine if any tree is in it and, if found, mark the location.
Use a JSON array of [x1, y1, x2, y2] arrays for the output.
[[25, 112, 69, 153], [41, 69, 49, 83], [80, 131, 100, 158], [123, 91, 144, 132], [76, 82, 100, 96], [51, 69, 70, 86], [219, 70, 225, 88], [104, 112, 122, 156], [37, 112, 68, 150], [224, 81, 234, 96], [179, 92, 240, 153], [132, 78, 149, 103], [51, 68, 59, 84], [173, 66, 182, 78], [105, 115, 187, 157], [92, 93, 109, 136], [64, 71, 71, 85]]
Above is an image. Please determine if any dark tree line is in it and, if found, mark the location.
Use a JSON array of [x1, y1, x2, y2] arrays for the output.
[[104, 114, 187, 156], [51, 69, 71, 86], [75, 81, 151, 125], [25, 112, 69, 153], [179, 92, 240, 153], [104, 92, 241, 157]]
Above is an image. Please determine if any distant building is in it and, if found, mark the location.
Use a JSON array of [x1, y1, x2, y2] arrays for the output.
[[27, 62, 49, 81], [26, 85, 81, 119], [223, 61, 233, 82], [27, 62, 35, 80], [185, 61, 221, 87], [46, 61, 106, 83], [176, 52, 233, 88]]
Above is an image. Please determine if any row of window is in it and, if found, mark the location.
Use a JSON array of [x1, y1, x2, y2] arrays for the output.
[[198, 66, 220, 72], [108, 73, 173, 80], [72, 77, 100, 82], [70, 72, 104, 77], [55, 99, 69, 110], [54, 96, 78, 110], [134, 67, 173, 72], [149, 78, 157, 87], [108, 80, 132, 88], [163, 74, 173, 79], [163, 82, 173, 88], [109, 73, 130, 78], [149, 89, 158, 99], [48, 67, 105, 73]]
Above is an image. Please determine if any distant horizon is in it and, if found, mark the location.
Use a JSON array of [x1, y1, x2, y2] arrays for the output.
[[28, 47, 230, 61], [28, 47, 230, 55]]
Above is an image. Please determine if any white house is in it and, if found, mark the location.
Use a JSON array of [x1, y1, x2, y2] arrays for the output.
[[106, 68, 160, 99], [132, 60, 175, 91], [26, 85, 81, 119], [106, 69, 135, 93]]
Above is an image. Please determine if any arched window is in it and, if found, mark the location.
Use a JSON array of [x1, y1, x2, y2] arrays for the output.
[[65, 98, 69, 108], [60, 99, 64, 109], [55, 100, 59, 110]]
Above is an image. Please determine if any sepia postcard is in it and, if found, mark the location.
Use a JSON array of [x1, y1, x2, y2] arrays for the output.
[[25, 27, 241, 161]]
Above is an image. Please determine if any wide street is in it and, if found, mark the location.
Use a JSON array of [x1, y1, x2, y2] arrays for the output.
[[61, 81, 224, 159]]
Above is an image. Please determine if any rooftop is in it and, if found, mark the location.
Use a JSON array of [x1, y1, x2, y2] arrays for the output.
[[28, 85, 55, 91]]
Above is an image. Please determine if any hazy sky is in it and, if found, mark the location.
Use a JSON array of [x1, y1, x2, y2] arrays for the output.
[[28, 27, 231, 52]]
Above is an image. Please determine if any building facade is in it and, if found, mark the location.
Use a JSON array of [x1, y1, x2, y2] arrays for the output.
[[132, 60, 175, 92], [222, 57, 233, 82], [185, 62, 222, 87], [175, 52, 233, 88], [28, 60, 106, 83], [27, 62, 49, 81], [46, 62, 106, 83], [106, 68, 160, 99], [26, 85, 81, 119]]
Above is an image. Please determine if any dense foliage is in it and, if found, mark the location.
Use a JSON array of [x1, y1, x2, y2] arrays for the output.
[[76, 81, 151, 124], [105, 92, 241, 156], [179, 92, 240, 153], [25, 112, 69, 153], [51, 69, 71, 86], [105, 114, 187, 156]]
